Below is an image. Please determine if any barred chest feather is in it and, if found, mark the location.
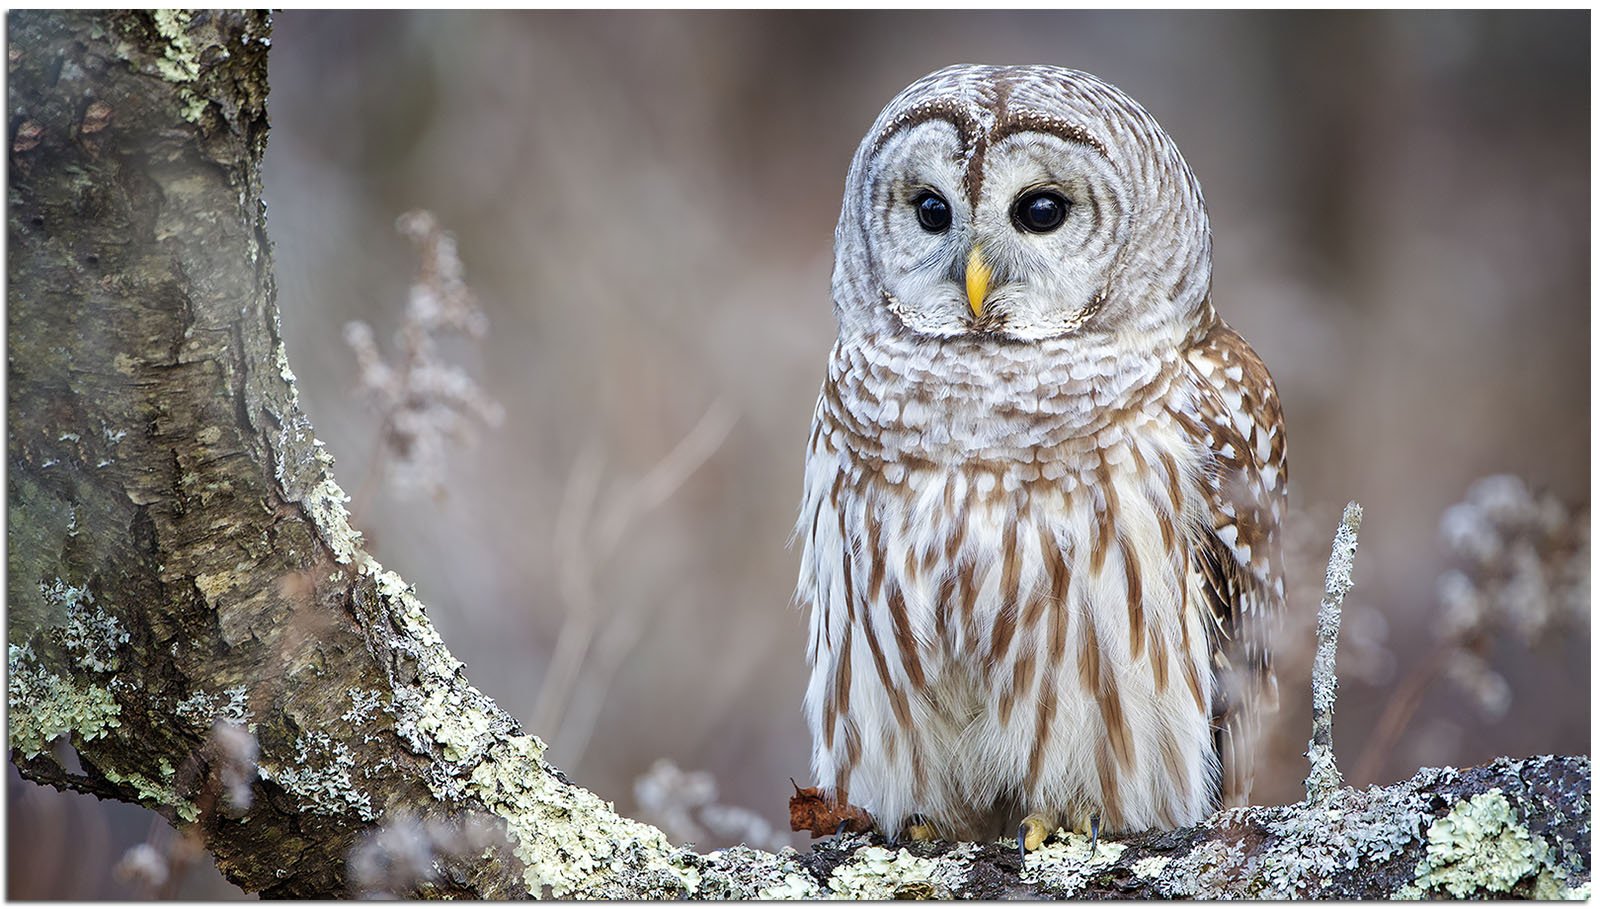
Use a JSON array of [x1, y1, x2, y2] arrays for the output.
[[797, 326, 1223, 840]]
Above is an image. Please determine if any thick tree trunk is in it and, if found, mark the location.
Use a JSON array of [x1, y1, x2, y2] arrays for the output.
[[6, 10, 1590, 900]]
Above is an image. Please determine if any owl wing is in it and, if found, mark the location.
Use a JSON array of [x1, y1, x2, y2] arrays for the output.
[[1179, 317, 1288, 809]]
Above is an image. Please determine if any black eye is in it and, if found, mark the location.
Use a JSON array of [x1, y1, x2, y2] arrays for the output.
[[1013, 191, 1069, 233], [914, 191, 951, 233]]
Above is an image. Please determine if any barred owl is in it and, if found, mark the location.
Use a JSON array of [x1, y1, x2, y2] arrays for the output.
[[795, 65, 1287, 849]]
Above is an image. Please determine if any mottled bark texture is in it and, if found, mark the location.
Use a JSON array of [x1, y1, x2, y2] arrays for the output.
[[6, 10, 1591, 900]]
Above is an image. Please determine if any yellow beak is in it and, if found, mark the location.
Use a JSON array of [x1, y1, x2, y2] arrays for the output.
[[965, 245, 992, 318]]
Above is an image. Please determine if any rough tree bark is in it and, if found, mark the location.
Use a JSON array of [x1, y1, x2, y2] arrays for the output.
[[6, 10, 1590, 900]]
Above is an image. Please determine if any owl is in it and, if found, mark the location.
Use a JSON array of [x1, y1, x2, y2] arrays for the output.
[[794, 65, 1287, 852]]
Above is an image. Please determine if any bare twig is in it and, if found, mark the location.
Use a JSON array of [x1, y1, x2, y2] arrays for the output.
[[532, 400, 737, 749], [1351, 642, 1448, 786], [1305, 501, 1362, 805]]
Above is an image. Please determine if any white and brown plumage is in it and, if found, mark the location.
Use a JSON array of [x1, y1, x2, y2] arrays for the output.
[[795, 65, 1287, 845]]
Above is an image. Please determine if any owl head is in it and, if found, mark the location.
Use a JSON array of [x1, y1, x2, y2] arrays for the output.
[[832, 65, 1212, 344]]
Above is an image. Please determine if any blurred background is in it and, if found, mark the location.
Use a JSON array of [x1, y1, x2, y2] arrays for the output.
[[10, 9, 1589, 898]]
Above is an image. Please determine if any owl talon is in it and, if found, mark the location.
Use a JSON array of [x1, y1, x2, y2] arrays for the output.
[[1017, 813, 1053, 864], [1088, 812, 1101, 859]]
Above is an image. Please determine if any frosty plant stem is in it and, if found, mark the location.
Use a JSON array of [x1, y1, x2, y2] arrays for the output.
[[1305, 501, 1363, 805]]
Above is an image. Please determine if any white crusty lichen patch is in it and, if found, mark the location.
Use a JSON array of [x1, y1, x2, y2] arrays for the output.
[[1402, 788, 1571, 899], [8, 642, 122, 758], [696, 846, 821, 900], [1019, 831, 1127, 896], [1148, 771, 1437, 899], [826, 845, 940, 899], [269, 345, 365, 565], [1132, 855, 1171, 879], [825, 841, 980, 899]]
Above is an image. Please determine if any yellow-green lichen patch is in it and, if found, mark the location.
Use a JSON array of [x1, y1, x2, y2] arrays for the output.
[[826, 845, 945, 899], [103, 759, 199, 823], [1017, 830, 1127, 896], [152, 9, 198, 80], [466, 735, 700, 898], [411, 680, 497, 764], [8, 642, 122, 758], [150, 9, 206, 122], [1409, 789, 1564, 898]]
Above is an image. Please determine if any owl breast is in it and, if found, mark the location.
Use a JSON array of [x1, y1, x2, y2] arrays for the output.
[[797, 327, 1222, 839]]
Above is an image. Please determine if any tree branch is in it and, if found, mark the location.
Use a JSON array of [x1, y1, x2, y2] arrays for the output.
[[6, 10, 1589, 900]]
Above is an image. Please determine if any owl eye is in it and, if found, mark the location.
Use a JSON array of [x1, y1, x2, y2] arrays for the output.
[[1013, 191, 1069, 233], [913, 191, 952, 233]]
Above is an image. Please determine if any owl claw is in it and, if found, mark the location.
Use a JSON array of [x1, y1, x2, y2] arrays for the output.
[[1017, 813, 1053, 864], [1088, 812, 1101, 858]]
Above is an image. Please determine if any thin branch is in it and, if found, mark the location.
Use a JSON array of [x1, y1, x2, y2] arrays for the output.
[[533, 400, 737, 748], [1305, 501, 1362, 805]]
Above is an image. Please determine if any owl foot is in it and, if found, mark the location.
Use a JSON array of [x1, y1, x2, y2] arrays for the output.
[[1017, 813, 1055, 863], [1087, 812, 1101, 858], [899, 814, 938, 843]]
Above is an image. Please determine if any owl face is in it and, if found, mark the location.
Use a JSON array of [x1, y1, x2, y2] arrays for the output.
[[834, 65, 1211, 343]]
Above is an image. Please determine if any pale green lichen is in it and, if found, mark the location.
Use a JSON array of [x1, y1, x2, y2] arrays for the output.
[[152, 9, 198, 80], [413, 683, 497, 764], [259, 730, 375, 821], [1558, 881, 1591, 900], [465, 735, 700, 898], [826, 845, 943, 899], [349, 554, 698, 897], [221, 685, 252, 727], [1407, 788, 1566, 898], [103, 759, 199, 823], [8, 642, 122, 758], [150, 9, 207, 122]]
